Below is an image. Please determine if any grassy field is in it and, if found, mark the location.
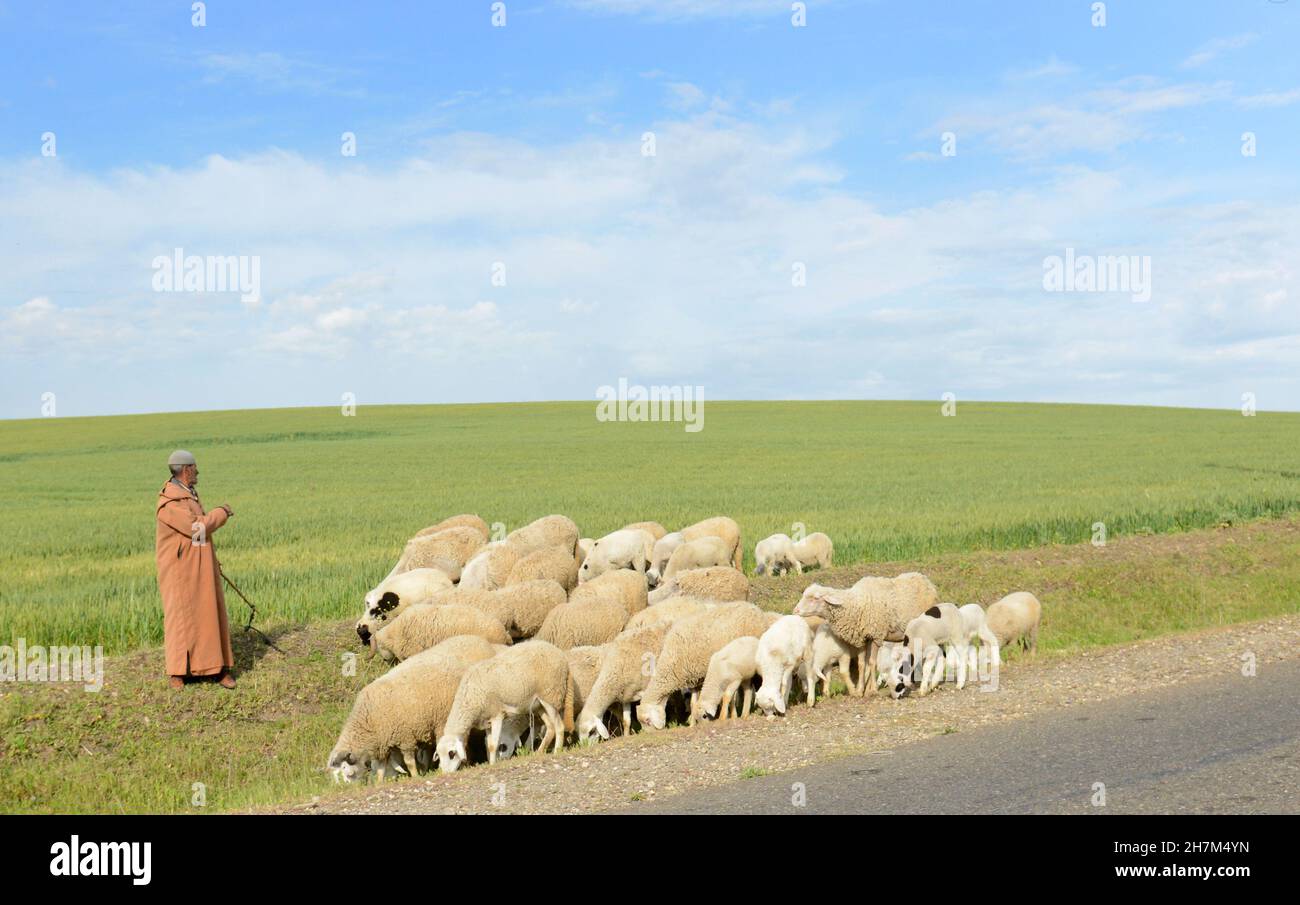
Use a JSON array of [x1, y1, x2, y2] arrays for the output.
[[2, 516, 1298, 814], [2, 400, 1299, 653]]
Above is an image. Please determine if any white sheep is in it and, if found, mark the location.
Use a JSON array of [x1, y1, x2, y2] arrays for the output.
[[536, 597, 629, 649], [899, 603, 967, 696], [754, 615, 815, 715], [577, 622, 672, 740], [371, 603, 512, 662], [810, 621, 866, 698], [436, 640, 574, 772], [414, 513, 490, 542], [698, 636, 759, 720], [636, 602, 780, 730], [791, 532, 833, 570], [430, 578, 568, 639], [386, 526, 485, 579], [569, 568, 648, 615], [647, 532, 685, 585], [957, 602, 1001, 676], [577, 529, 651, 583], [355, 567, 455, 647], [498, 643, 607, 757], [327, 643, 493, 782], [754, 533, 802, 576], [505, 546, 579, 591], [873, 640, 908, 692], [986, 591, 1042, 659], [659, 536, 733, 586], [679, 516, 743, 571], [459, 541, 524, 591], [647, 566, 749, 605], [505, 514, 579, 557]]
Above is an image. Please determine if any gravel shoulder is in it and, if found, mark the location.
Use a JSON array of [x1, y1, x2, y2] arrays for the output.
[[277, 613, 1300, 815]]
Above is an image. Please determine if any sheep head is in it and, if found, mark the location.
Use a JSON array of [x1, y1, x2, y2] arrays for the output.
[[436, 735, 468, 773], [635, 700, 667, 731]]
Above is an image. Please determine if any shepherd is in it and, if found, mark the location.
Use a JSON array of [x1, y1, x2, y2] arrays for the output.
[[155, 449, 237, 690]]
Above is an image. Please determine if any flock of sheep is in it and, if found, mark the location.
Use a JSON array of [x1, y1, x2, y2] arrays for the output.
[[330, 514, 1043, 782]]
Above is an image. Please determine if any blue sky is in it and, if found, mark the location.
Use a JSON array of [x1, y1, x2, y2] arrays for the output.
[[2, 0, 1298, 418]]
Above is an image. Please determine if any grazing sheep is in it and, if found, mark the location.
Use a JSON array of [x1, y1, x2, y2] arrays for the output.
[[648, 566, 749, 605], [793, 572, 939, 680], [622, 520, 668, 542], [900, 603, 968, 696], [647, 532, 685, 586], [459, 541, 524, 591], [957, 602, 1002, 675], [437, 640, 574, 771], [680, 516, 743, 571], [415, 514, 490, 543], [578, 529, 651, 583], [699, 636, 760, 720], [754, 533, 802, 576], [506, 546, 579, 592], [506, 515, 579, 557], [387, 526, 485, 579], [755, 615, 816, 715], [792, 532, 833, 570], [328, 645, 489, 782], [577, 623, 672, 740], [873, 640, 907, 690], [810, 621, 867, 698], [355, 567, 455, 646], [986, 591, 1042, 658], [536, 598, 629, 649], [636, 602, 781, 730], [431, 579, 568, 640], [622, 595, 714, 633], [660, 536, 734, 586], [372, 603, 512, 662], [569, 568, 648, 615]]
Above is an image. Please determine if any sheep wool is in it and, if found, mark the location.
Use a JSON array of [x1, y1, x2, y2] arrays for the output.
[[506, 514, 579, 557], [680, 515, 743, 571], [793, 572, 939, 649], [648, 566, 749, 605], [415, 514, 490, 543], [372, 603, 511, 662], [536, 597, 629, 650], [986, 591, 1042, 653], [506, 546, 579, 592], [661, 536, 734, 585], [390, 526, 486, 577], [577, 622, 672, 740], [569, 567, 648, 615], [622, 520, 668, 542], [792, 532, 833, 570], [637, 602, 781, 729], [699, 635, 760, 720], [459, 541, 525, 591], [622, 595, 713, 633]]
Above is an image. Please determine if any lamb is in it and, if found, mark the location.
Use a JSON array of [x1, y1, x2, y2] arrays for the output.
[[791, 532, 833, 571], [569, 568, 648, 615], [635, 602, 781, 730], [754, 615, 816, 715], [436, 640, 574, 771], [873, 640, 908, 690], [754, 533, 802, 576], [659, 536, 734, 586], [415, 514, 490, 543], [536, 598, 629, 649], [577, 622, 672, 740], [506, 514, 579, 557], [496, 643, 607, 758], [355, 567, 455, 646], [698, 636, 760, 720], [431, 578, 568, 639], [647, 566, 749, 605], [386, 526, 485, 579], [957, 602, 1001, 676], [505, 546, 579, 592], [680, 515, 743, 571], [899, 603, 968, 696], [793, 572, 939, 679], [459, 541, 524, 591], [327, 644, 491, 782], [371, 603, 512, 662], [577, 528, 651, 583], [986, 591, 1042, 658], [621, 595, 714, 633], [647, 532, 685, 585], [810, 621, 867, 698]]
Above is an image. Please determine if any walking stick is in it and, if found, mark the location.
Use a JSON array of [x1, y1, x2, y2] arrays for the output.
[[220, 570, 284, 653]]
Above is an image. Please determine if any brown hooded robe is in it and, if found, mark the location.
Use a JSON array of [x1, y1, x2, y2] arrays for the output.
[[155, 480, 234, 677]]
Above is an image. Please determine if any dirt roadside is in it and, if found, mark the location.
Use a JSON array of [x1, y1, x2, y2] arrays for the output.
[[272, 612, 1300, 815]]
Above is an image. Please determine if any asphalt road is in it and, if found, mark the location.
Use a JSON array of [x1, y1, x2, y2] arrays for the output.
[[617, 658, 1300, 815]]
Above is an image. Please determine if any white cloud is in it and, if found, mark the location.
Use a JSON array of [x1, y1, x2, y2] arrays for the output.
[[1237, 88, 1300, 108], [1181, 33, 1258, 69], [566, 0, 807, 22]]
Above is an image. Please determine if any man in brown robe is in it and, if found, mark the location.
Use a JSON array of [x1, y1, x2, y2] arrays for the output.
[[155, 450, 237, 689]]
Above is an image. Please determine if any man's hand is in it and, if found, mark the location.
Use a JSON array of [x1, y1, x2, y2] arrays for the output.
[[221, 504, 234, 517]]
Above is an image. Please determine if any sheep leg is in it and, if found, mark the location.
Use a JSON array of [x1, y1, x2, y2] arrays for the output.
[[721, 682, 737, 721], [805, 660, 816, 707], [487, 715, 505, 765], [954, 642, 968, 689], [866, 641, 880, 692], [855, 649, 868, 695], [538, 701, 563, 753], [621, 702, 632, 735], [687, 690, 700, 726], [400, 745, 419, 778]]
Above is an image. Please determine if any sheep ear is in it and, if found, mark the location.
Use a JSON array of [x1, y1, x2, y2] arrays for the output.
[[377, 591, 400, 614], [822, 592, 844, 609]]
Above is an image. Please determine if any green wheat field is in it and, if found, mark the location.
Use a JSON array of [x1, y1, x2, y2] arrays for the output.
[[2, 400, 1298, 654]]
